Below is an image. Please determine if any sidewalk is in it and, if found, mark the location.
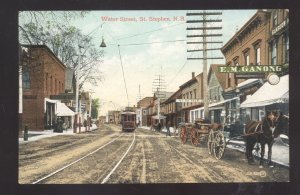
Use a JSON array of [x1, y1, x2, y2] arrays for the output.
[[19, 124, 98, 144]]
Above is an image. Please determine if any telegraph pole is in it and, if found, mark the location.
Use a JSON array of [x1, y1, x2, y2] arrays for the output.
[[152, 71, 166, 122], [186, 10, 223, 120]]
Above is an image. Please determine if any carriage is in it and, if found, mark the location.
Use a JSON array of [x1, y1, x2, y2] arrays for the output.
[[179, 118, 226, 159], [179, 111, 289, 163], [120, 111, 136, 132]]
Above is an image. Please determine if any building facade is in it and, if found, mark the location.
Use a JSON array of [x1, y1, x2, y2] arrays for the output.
[[21, 45, 66, 130], [179, 72, 204, 123]]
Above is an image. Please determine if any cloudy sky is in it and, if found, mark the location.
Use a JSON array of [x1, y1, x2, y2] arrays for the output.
[[20, 10, 258, 115]]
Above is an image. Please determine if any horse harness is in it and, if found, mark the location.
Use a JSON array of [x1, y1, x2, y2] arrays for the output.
[[246, 115, 279, 138]]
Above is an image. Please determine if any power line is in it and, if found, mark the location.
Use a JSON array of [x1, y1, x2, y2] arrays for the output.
[[116, 22, 186, 41], [117, 45, 130, 107], [118, 39, 186, 47], [166, 60, 188, 87]]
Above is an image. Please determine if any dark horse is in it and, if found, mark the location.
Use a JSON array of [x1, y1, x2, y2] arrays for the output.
[[244, 110, 289, 167]]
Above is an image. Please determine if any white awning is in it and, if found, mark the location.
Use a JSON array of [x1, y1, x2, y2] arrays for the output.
[[193, 97, 239, 111], [56, 102, 75, 116], [240, 74, 289, 108]]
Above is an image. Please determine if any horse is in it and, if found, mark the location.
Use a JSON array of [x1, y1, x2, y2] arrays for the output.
[[244, 110, 289, 167]]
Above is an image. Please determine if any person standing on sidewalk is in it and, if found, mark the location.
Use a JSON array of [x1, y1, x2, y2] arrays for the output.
[[166, 121, 171, 136]]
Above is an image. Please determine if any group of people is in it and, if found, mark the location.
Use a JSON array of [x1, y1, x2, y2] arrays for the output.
[[152, 121, 172, 136]]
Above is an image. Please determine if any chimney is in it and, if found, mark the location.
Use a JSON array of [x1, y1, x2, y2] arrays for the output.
[[192, 72, 195, 78]]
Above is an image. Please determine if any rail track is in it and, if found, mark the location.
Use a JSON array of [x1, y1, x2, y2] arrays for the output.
[[32, 132, 136, 184]]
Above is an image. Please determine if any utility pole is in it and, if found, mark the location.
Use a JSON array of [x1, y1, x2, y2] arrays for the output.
[[152, 71, 166, 123], [186, 10, 223, 120]]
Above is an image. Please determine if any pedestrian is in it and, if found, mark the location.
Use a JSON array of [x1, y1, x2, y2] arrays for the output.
[[157, 122, 162, 132], [166, 121, 171, 136]]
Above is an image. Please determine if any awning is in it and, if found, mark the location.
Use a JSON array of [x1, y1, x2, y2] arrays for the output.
[[240, 74, 289, 108], [194, 97, 239, 111], [152, 114, 166, 119], [56, 102, 75, 116]]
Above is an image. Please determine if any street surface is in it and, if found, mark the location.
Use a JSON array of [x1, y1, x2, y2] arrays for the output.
[[19, 124, 289, 184]]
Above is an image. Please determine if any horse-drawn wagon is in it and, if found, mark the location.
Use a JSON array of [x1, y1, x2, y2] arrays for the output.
[[179, 110, 289, 165], [179, 118, 225, 159]]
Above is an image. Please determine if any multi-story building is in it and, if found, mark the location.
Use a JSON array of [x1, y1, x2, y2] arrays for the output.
[[179, 72, 204, 123], [221, 9, 289, 123], [240, 9, 289, 119], [163, 89, 182, 128], [21, 45, 66, 130], [267, 9, 289, 72], [137, 97, 153, 126]]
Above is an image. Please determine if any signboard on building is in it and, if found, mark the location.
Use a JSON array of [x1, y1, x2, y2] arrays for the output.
[[176, 99, 203, 103], [218, 65, 282, 73]]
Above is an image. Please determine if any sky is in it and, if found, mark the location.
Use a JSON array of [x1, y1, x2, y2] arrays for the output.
[[20, 10, 257, 115]]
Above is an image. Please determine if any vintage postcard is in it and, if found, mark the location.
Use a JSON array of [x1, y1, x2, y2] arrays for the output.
[[18, 9, 289, 185]]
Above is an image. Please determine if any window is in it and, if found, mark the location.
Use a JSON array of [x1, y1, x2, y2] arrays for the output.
[[194, 89, 197, 100], [271, 40, 277, 65], [183, 94, 185, 106], [45, 73, 48, 91], [244, 51, 250, 65], [273, 10, 278, 27], [255, 47, 261, 65], [186, 93, 189, 106], [285, 33, 289, 63], [22, 70, 30, 89], [50, 76, 53, 93]]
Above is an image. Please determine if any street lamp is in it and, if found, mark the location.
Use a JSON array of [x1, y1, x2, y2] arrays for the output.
[[100, 36, 107, 48]]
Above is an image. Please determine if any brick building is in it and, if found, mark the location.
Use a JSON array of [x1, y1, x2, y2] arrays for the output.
[[21, 45, 66, 130]]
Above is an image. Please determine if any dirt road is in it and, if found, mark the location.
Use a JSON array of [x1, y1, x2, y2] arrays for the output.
[[18, 124, 289, 184]]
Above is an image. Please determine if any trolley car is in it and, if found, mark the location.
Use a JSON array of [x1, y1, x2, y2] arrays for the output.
[[120, 111, 136, 132]]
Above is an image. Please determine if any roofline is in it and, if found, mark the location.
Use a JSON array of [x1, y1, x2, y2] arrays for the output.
[[179, 72, 203, 89], [221, 10, 269, 53], [21, 44, 67, 69]]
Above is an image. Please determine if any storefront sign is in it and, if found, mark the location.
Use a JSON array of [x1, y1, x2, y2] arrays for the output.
[[218, 65, 282, 73], [272, 18, 289, 36], [176, 99, 203, 103]]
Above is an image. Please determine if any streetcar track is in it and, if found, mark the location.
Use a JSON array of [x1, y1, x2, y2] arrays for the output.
[[140, 142, 146, 183], [101, 132, 136, 184], [31, 133, 125, 184]]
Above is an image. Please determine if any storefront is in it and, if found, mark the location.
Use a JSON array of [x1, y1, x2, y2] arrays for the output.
[[240, 74, 289, 121], [56, 101, 75, 129], [190, 97, 239, 124]]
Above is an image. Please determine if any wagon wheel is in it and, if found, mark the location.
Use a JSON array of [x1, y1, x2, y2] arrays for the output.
[[180, 126, 187, 144], [252, 142, 261, 161], [212, 131, 226, 160], [190, 127, 200, 146], [207, 129, 214, 155]]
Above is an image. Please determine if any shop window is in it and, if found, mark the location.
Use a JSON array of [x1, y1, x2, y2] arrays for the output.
[[22, 70, 30, 89]]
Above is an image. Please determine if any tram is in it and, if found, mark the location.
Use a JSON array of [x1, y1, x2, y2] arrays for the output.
[[120, 111, 136, 132]]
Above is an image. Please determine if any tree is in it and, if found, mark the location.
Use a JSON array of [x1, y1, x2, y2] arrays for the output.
[[91, 98, 100, 119], [19, 11, 104, 89]]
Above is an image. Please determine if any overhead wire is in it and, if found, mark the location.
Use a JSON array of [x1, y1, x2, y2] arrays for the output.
[[116, 21, 186, 40], [117, 45, 130, 107]]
